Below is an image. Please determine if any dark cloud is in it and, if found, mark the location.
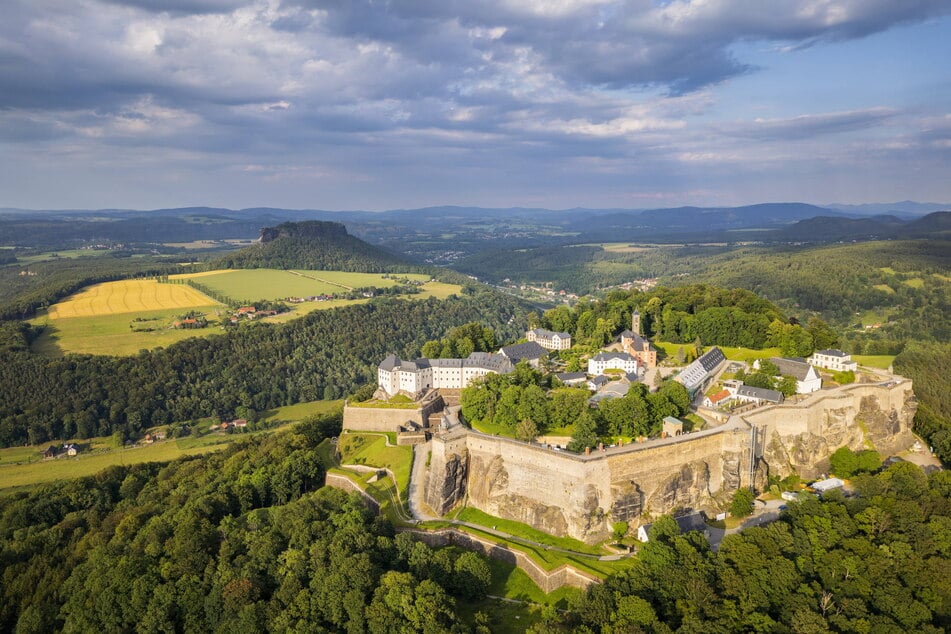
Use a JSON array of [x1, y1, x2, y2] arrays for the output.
[[726, 108, 899, 141], [99, 0, 253, 15]]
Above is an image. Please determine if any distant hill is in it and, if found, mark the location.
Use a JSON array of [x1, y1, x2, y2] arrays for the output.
[[212, 220, 409, 272], [825, 201, 950, 216], [771, 211, 951, 242]]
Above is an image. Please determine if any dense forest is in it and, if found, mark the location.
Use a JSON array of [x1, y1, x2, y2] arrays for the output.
[[0, 292, 525, 447], [2, 420, 947, 633], [535, 284, 819, 354], [569, 463, 951, 633], [0, 417, 498, 633], [894, 342, 951, 465], [212, 221, 409, 272]]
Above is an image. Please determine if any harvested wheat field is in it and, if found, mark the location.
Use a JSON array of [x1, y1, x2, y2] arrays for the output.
[[47, 279, 219, 319]]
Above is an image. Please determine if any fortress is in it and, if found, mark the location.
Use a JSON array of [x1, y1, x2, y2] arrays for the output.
[[344, 373, 917, 543]]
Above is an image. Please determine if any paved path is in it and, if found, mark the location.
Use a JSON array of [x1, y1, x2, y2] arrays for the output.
[[409, 441, 438, 521]]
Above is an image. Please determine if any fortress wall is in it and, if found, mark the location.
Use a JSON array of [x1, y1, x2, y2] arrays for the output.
[[746, 381, 916, 479], [342, 405, 424, 432], [604, 424, 752, 521], [464, 433, 612, 542], [407, 529, 600, 593]]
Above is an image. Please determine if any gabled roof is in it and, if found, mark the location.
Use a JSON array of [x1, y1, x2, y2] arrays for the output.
[[697, 347, 726, 372], [769, 357, 817, 381], [591, 351, 635, 362], [530, 328, 569, 339], [816, 349, 848, 357], [499, 341, 547, 361], [379, 353, 400, 371], [706, 389, 732, 404], [555, 372, 587, 381], [737, 385, 783, 403], [589, 375, 611, 387]]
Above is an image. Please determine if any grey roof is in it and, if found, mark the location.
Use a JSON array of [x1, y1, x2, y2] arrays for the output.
[[697, 347, 726, 372], [619, 329, 636, 338], [641, 512, 707, 539], [465, 352, 514, 373], [817, 349, 848, 357], [530, 328, 570, 339], [769, 357, 815, 381], [555, 372, 587, 381], [663, 416, 683, 426], [590, 375, 611, 387], [429, 358, 464, 368], [591, 351, 635, 362], [379, 354, 400, 371], [499, 341, 547, 361], [737, 385, 783, 403], [625, 372, 639, 382]]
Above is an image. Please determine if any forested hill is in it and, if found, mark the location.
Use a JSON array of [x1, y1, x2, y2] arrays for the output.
[[0, 291, 525, 447], [213, 221, 408, 272]]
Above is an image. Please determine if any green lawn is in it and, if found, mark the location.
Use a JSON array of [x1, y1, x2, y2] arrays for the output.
[[655, 341, 780, 363], [483, 557, 583, 607], [456, 507, 604, 555], [337, 432, 414, 497], [30, 305, 223, 356], [261, 399, 343, 423], [469, 418, 518, 439], [854, 355, 895, 369]]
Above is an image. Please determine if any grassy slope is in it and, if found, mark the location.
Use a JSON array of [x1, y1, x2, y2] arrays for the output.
[[0, 399, 342, 493]]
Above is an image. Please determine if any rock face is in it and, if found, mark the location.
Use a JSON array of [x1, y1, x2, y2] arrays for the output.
[[748, 382, 916, 480], [425, 440, 468, 515], [423, 380, 916, 542]]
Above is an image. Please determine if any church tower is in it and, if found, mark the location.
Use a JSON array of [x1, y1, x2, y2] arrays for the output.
[[631, 309, 641, 335]]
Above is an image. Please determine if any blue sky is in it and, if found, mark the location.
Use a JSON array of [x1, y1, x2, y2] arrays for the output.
[[1, 0, 949, 210]]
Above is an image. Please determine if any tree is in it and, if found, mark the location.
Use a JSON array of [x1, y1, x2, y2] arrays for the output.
[[516, 419, 539, 442], [776, 375, 798, 397], [568, 411, 599, 452], [612, 521, 629, 541], [730, 488, 755, 517], [451, 553, 491, 600]]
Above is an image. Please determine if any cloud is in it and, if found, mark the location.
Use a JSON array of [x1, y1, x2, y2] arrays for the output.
[[725, 108, 899, 140]]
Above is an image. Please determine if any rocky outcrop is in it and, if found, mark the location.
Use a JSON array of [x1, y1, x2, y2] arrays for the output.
[[424, 439, 469, 515]]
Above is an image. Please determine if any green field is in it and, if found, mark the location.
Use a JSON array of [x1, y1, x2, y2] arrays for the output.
[[0, 435, 235, 492], [654, 341, 780, 363], [30, 305, 223, 356], [31, 270, 462, 356], [0, 399, 340, 493], [173, 268, 432, 302]]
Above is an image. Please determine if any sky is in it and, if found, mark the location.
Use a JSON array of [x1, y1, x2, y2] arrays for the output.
[[1, 0, 950, 211]]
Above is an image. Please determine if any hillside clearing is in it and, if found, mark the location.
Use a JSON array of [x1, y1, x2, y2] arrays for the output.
[[47, 279, 219, 318]]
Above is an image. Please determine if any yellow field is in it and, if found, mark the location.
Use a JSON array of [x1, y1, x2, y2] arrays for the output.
[[169, 269, 237, 279], [47, 279, 220, 319]]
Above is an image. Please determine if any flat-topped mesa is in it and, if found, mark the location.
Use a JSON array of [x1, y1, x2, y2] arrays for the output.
[[258, 220, 349, 242]]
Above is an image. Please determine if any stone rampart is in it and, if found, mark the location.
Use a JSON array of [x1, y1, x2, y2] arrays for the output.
[[745, 379, 916, 479], [424, 380, 916, 542], [343, 392, 445, 433], [406, 529, 600, 593]]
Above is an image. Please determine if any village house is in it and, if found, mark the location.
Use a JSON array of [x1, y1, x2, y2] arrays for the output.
[[525, 328, 572, 350], [637, 512, 708, 542], [42, 445, 57, 459], [554, 371, 588, 387], [703, 389, 733, 408], [588, 351, 638, 376], [765, 357, 822, 394], [733, 384, 784, 405], [808, 349, 859, 372], [64, 443, 78, 456]]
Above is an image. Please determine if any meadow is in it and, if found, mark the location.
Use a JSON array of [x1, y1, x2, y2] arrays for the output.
[[654, 341, 782, 363], [0, 399, 341, 493], [171, 268, 433, 302], [31, 270, 462, 356]]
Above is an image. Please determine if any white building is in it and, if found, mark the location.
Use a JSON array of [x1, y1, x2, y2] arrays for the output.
[[526, 328, 572, 350], [768, 357, 822, 394], [588, 351, 638, 376], [734, 384, 784, 405], [808, 349, 858, 372], [378, 352, 514, 398]]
